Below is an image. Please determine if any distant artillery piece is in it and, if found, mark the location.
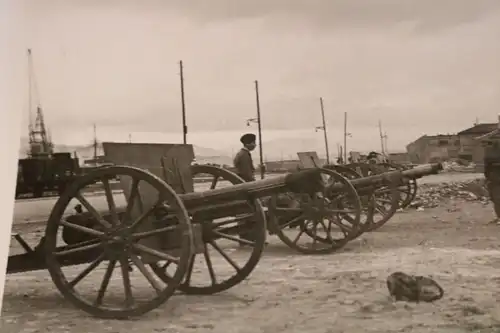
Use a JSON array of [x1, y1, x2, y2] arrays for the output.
[[342, 162, 418, 210], [265, 151, 441, 252], [288, 152, 437, 233]]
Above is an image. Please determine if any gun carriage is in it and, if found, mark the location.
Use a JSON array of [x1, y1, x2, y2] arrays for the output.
[[342, 162, 419, 209], [6, 144, 442, 319], [265, 152, 442, 253]]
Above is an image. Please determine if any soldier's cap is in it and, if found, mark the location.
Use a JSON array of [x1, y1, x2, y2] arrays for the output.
[[367, 151, 379, 158], [240, 133, 256, 145]]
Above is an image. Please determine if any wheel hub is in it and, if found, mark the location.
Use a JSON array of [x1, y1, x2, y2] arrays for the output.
[[102, 226, 133, 259]]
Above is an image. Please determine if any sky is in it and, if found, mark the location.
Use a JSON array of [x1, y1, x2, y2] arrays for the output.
[[22, 0, 500, 158]]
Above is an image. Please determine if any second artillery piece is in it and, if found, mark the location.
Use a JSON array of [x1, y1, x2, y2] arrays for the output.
[[265, 152, 442, 254]]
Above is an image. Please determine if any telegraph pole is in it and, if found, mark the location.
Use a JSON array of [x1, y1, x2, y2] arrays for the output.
[[93, 123, 98, 161], [384, 132, 389, 155], [179, 60, 188, 144], [343, 112, 348, 163], [246, 81, 265, 179], [254, 80, 264, 179], [378, 120, 385, 155], [315, 97, 330, 164]]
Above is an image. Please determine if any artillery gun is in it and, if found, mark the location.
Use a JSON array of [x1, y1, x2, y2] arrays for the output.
[[266, 153, 442, 253], [6, 143, 443, 319]]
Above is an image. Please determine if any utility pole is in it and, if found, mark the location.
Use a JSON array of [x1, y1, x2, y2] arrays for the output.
[[315, 97, 330, 165], [378, 120, 385, 155], [179, 60, 188, 144], [343, 112, 348, 163], [246, 80, 265, 180], [384, 132, 389, 155], [93, 123, 98, 161]]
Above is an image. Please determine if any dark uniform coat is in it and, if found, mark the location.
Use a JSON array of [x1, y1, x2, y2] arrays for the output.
[[484, 143, 500, 217], [233, 148, 255, 182]]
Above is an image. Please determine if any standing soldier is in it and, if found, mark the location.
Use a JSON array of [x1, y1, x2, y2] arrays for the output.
[[233, 133, 257, 243], [483, 140, 500, 224], [233, 133, 257, 182]]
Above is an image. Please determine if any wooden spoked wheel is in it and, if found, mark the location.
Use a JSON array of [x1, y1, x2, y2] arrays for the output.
[[323, 165, 371, 236], [44, 166, 193, 319], [151, 165, 267, 295], [343, 163, 401, 231], [360, 183, 400, 232], [267, 168, 362, 254], [391, 164, 418, 209], [376, 163, 417, 209], [346, 162, 413, 208]]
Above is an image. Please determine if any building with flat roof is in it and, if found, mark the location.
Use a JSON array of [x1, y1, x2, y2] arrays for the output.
[[406, 134, 459, 164]]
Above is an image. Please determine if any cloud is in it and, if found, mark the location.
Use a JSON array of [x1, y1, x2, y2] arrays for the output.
[[22, 0, 500, 151], [162, 0, 500, 33]]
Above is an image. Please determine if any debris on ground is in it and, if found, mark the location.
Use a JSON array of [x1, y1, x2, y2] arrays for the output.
[[408, 178, 489, 210], [441, 160, 480, 173]]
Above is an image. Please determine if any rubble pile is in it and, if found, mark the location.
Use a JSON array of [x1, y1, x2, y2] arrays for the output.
[[408, 178, 489, 209], [441, 160, 478, 173]]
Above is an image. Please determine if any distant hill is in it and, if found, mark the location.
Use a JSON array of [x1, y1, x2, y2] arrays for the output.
[[223, 136, 330, 161], [18, 137, 233, 165]]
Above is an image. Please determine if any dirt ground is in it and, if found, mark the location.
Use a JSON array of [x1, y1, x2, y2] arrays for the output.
[[3, 199, 500, 333]]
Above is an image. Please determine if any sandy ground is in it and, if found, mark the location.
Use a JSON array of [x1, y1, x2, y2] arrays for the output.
[[2, 196, 500, 333]]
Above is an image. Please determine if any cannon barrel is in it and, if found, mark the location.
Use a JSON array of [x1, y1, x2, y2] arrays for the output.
[[326, 163, 443, 194], [89, 169, 323, 221], [178, 168, 323, 209], [327, 170, 404, 193], [400, 163, 443, 180]]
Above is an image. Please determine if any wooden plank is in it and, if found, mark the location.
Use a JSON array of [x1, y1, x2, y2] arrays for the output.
[[297, 151, 321, 169], [161, 146, 195, 194], [101, 142, 199, 262]]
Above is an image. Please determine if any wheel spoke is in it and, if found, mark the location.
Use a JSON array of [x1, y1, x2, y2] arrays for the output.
[[102, 178, 119, 226], [212, 230, 255, 246], [203, 245, 217, 286], [62, 238, 101, 251], [119, 257, 135, 308], [292, 229, 306, 244], [328, 219, 353, 232], [131, 225, 179, 240], [94, 260, 117, 306], [60, 220, 105, 238], [375, 203, 387, 215], [124, 178, 140, 224], [324, 208, 357, 214], [129, 253, 163, 294], [211, 214, 255, 228], [69, 253, 106, 287], [129, 200, 161, 230], [209, 241, 242, 273], [318, 220, 334, 242], [278, 214, 305, 230], [55, 242, 102, 256], [132, 243, 180, 263], [374, 198, 393, 204], [75, 192, 112, 229], [210, 176, 219, 190], [183, 255, 196, 285], [311, 221, 319, 248]]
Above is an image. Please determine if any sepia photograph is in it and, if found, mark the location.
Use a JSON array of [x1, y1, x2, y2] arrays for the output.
[[2, 0, 500, 332]]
